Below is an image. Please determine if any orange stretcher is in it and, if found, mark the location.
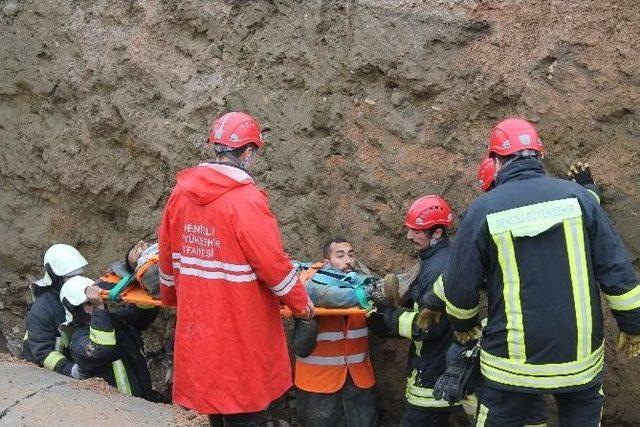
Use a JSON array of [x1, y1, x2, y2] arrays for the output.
[[100, 284, 367, 316]]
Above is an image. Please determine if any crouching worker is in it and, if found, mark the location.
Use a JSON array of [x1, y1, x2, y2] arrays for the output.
[[60, 276, 160, 400], [22, 244, 88, 378], [292, 238, 379, 427]]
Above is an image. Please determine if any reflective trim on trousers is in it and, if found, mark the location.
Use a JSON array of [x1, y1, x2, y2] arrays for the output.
[[297, 352, 367, 366], [405, 371, 452, 408], [112, 359, 132, 396]]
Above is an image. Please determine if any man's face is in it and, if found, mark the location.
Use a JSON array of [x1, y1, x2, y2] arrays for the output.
[[406, 227, 430, 251], [325, 242, 355, 272]]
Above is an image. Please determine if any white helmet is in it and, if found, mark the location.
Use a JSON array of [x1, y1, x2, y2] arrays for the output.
[[35, 244, 88, 287], [59, 276, 94, 326]]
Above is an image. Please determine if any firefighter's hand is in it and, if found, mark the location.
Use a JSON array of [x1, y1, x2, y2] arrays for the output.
[[416, 308, 442, 330], [567, 162, 595, 186], [298, 297, 315, 319], [85, 285, 105, 309], [616, 331, 640, 359], [454, 326, 482, 344]]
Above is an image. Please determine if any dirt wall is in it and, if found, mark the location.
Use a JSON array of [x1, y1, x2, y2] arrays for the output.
[[1, 0, 639, 425]]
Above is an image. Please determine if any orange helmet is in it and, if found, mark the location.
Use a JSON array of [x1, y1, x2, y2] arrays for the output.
[[208, 112, 264, 149], [488, 118, 543, 157], [405, 195, 454, 230], [477, 156, 496, 192]]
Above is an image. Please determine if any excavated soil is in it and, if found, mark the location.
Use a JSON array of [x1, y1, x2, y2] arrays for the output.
[[1, 0, 639, 425]]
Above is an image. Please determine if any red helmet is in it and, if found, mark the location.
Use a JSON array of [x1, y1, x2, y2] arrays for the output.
[[488, 118, 543, 157], [405, 195, 454, 230], [207, 112, 264, 149], [477, 156, 495, 192]]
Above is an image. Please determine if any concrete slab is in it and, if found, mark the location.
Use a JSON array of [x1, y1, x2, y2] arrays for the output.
[[0, 360, 190, 426]]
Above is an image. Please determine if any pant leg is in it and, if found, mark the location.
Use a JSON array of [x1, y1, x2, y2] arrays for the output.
[[553, 384, 603, 427], [400, 405, 450, 427], [209, 413, 259, 427], [341, 376, 379, 427], [523, 394, 548, 427], [296, 387, 345, 427], [476, 383, 547, 427]]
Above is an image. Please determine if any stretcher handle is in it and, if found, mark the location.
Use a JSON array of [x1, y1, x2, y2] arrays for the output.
[[279, 306, 366, 318]]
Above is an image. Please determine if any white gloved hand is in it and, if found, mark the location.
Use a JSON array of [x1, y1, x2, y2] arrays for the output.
[[70, 363, 86, 379]]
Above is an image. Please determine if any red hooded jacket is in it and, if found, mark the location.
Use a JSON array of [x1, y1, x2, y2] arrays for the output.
[[158, 162, 309, 414]]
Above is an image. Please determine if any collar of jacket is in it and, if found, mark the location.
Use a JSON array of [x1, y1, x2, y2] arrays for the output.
[[418, 236, 450, 261], [495, 157, 545, 187]]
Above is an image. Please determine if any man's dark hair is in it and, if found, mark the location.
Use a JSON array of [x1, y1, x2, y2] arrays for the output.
[[323, 236, 351, 259], [214, 143, 258, 160], [426, 225, 448, 238]]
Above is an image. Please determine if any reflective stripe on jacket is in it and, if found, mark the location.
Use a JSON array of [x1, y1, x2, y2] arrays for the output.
[[443, 158, 640, 393], [295, 314, 375, 393]]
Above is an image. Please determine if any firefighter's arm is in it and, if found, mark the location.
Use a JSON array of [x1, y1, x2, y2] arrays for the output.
[[24, 311, 74, 376], [231, 189, 309, 314], [71, 309, 121, 373], [442, 208, 485, 335], [367, 306, 423, 340], [158, 191, 178, 306], [291, 318, 318, 358], [584, 194, 640, 335], [111, 304, 159, 332]]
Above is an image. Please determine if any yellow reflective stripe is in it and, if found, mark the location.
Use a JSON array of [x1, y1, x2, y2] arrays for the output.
[[398, 311, 417, 339], [23, 331, 29, 341], [405, 371, 452, 408], [54, 336, 63, 353], [90, 327, 116, 345], [481, 349, 604, 389], [586, 189, 601, 205], [433, 275, 446, 303], [493, 231, 525, 361], [112, 359, 132, 396], [486, 198, 581, 237], [476, 404, 489, 426], [563, 217, 592, 359], [604, 285, 640, 311], [524, 424, 547, 427], [445, 301, 480, 320], [43, 351, 65, 371], [480, 342, 604, 376], [461, 394, 477, 416]]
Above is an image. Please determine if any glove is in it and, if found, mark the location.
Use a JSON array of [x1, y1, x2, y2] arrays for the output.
[[433, 365, 466, 404], [367, 306, 392, 337], [70, 364, 87, 380], [453, 326, 482, 344], [567, 162, 594, 186], [433, 341, 481, 404], [416, 308, 442, 330], [616, 331, 640, 359]]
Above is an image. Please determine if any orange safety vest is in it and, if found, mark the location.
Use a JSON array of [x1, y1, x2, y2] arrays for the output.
[[294, 263, 375, 394]]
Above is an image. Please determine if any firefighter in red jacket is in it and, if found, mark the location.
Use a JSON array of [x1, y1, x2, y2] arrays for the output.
[[158, 111, 313, 427]]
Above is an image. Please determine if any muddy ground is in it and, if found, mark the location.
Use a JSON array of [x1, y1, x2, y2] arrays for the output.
[[1, 0, 639, 425]]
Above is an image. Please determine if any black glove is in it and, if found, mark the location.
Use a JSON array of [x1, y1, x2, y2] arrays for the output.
[[567, 162, 594, 186], [367, 306, 392, 337], [433, 341, 481, 405]]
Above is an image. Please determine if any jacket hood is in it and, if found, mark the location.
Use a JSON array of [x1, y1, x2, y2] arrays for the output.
[[176, 162, 255, 206]]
